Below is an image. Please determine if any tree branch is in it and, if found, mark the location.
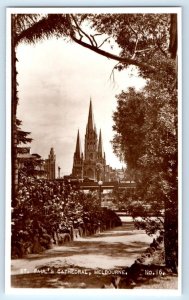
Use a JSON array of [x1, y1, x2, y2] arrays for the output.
[[127, 24, 137, 36], [98, 36, 111, 48], [131, 37, 139, 59], [90, 34, 98, 47], [157, 217, 164, 225], [109, 62, 120, 86], [156, 41, 169, 58], [72, 24, 83, 40], [93, 33, 104, 37], [70, 14, 94, 46], [135, 47, 155, 53], [70, 33, 156, 72]]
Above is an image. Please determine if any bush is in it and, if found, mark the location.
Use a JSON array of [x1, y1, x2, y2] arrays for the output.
[[12, 175, 121, 258]]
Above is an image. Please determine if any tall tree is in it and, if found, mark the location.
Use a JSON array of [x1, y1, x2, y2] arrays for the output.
[[16, 119, 33, 146], [11, 15, 39, 204], [112, 82, 177, 270]]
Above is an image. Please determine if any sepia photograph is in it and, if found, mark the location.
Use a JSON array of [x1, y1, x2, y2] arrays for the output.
[[6, 7, 181, 293]]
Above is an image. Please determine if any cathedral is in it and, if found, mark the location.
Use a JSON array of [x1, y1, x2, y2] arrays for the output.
[[72, 100, 106, 181]]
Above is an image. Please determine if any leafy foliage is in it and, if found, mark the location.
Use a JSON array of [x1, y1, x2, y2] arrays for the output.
[[13, 14, 71, 45], [12, 176, 121, 258], [112, 79, 177, 269], [13, 13, 177, 75], [16, 119, 33, 145]]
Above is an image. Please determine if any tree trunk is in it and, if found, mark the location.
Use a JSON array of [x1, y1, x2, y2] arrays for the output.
[[164, 198, 178, 272], [163, 14, 178, 272], [11, 16, 18, 206], [169, 14, 177, 59]]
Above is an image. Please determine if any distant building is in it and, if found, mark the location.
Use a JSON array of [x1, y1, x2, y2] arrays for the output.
[[17, 147, 47, 178], [45, 147, 56, 179], [18, 146, 56, 180]]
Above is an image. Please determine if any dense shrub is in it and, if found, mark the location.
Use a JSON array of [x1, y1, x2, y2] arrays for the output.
[[11, 175, 121, 258]]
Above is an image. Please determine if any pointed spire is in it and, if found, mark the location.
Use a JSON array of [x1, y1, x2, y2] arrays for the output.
[[98, 129, 103, 158], [75, 129, 81, 158], [87, 98, 94, 132]]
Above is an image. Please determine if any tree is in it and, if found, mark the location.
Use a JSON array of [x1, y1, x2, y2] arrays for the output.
[[13, 14, 177, 73], [11, 15, 39, 203], [16, 119, 33, 146], [112, 82, 177, 270]]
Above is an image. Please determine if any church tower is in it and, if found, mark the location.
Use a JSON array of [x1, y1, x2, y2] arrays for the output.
[[45, 147, 56, 179], [83, 100, 98, 180], [72, 130, 83, 178], [84, 100, 98, 160], [72, 99, 106, 181]]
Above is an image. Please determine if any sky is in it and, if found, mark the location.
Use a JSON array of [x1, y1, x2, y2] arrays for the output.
[[17, 34, 146, 177]]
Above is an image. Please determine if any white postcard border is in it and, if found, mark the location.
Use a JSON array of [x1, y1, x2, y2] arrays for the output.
[[5, 6, 182, 295]]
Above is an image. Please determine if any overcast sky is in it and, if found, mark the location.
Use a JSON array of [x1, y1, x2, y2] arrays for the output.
[[16, 35, 146, 176]]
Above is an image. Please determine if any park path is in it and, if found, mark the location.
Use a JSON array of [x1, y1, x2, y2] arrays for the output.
[[11, 222, 153, 276]]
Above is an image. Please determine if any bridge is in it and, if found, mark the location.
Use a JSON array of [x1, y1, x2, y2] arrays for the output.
[[56, 179, 136, 211], [56, 178, 136, 192], [78, 181, 136, 191]]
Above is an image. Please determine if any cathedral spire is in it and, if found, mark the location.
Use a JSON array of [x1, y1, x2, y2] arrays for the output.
[[87, 99, 94, 132], [75, 129, 81, 158], [98, 129, 103, 158]]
